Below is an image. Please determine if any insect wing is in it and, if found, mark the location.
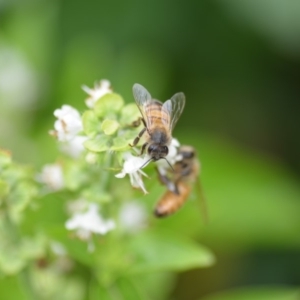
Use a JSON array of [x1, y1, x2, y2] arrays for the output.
[[195, 177, 209, 224], [132, 83, 152, 127], [162, 92, 185, 131]]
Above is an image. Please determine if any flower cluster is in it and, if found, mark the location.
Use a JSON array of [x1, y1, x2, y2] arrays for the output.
[[0, 78, 215, 300], [65, 201, 115, 250], [38, 80, 153, 244], [49, 105, 86, 158], [82, 80, 112, 108], [37, 163, 64, 191], [40, 79, 183, 246]]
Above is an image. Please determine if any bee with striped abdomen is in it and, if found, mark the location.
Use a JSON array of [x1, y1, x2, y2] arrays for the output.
[[155, 146, 207, 220], [130, 84, 185, 165]]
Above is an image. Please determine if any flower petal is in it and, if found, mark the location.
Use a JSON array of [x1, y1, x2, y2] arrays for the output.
[[65, 203, 115, 238]]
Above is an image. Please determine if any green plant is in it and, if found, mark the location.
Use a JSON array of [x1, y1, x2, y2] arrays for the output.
[[0, 80, 214, 300]]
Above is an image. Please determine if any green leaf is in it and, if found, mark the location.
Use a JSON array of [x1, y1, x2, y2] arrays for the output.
[[0, 275, 27, 300], [81, 186, 112, 204], [200, 286, 300, 300], [94, 93, 124, 118], [30, 266, 85, 300], [21, 192, 66, 236], [0, 246, 26, 275], [129, 272, 175, 300], [123, 128, 141, 142], [1, 165, 30, 187], [127, 229, 215, 273], [89, 278, 113, 300], [101, 119, 119, 135], [110, 136, 130, 151], [8, 181, 38, 213], [61, 237, 97, 267], [82, 110, 99, 137], [116, 277, 148, 300], [84, 135, 110, 152], [119, 103, 140, 125], [19, 235, 47, 261], [64, 161, 90, 191]]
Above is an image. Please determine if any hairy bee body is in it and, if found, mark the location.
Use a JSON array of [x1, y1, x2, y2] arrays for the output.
[[154, 181, 191, 217], [131, 84, 185, 162], [145, 100, 171, 128], [155, 146, 207, 219], [144, 100, 171, 145]]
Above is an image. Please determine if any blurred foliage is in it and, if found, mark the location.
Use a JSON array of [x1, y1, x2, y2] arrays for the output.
[[0, 0, 300, 299], [201, 286, 300, 300]]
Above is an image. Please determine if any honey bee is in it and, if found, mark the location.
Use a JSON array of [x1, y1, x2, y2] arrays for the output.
[[130, 83, 185, 165], [155, 146, 207, 220]]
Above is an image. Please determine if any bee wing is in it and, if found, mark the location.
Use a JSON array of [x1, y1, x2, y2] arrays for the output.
[[195, 177, 209, 224], [162, 92, 186, 131], [132, 83, 152, 127]]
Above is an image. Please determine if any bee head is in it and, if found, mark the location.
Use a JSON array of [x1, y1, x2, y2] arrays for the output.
[[148, 144, 169, 160]]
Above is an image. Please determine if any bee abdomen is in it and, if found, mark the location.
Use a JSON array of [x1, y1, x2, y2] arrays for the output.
[[146, 102, 170, 124], [154, 182, 191, 217]]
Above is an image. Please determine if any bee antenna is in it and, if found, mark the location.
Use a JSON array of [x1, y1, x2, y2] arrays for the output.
[[139, 157, 154, 169], [163, 158, 175, 172]]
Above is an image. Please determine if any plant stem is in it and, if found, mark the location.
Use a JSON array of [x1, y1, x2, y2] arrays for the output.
[[99, 152, 113, 192]]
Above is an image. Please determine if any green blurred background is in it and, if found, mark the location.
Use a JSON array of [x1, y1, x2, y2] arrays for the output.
[[1, 0, 300, 299]]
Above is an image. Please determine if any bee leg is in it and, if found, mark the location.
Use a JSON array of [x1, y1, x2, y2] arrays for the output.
[[130, 117, 147, 128], [141, 118, 147, 127], [129, 127, 146, 147], [157, 171, 170, 186], [131, 117, 142, 127], [157, 168, 180, 195], [173, 183, 180, 195], [140, 142, 148, 155]]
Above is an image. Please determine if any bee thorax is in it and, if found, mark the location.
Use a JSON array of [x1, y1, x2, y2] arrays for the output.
[[150, 129, 170, 145]]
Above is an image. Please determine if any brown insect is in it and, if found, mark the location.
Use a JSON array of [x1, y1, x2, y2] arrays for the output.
[[130, 83, 185, 166], [155, 145, 207, 220]]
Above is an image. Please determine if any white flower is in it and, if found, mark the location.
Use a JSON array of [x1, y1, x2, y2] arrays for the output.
[[156, 138, 180, 175], [51, 105, 83, 142], [65, 203, 115, 240], [37, 163, 64, 191], [119, 201, 147, 233], [82, 79, 112, 108], [115, 153, 149, 194], [59, 135, 87, 158]]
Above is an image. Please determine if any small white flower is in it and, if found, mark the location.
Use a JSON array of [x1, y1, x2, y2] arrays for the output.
[[60, 135, 87, 158], [119, 201, 147, 233], [51, 105, 83, 142], [82, 79, 112, 108], [115, 153, 149, 194], [37, 163, 64, 191], [169, 138, 180, 160], [65, 203, 115, 240], [156, 138, 180, 175]]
